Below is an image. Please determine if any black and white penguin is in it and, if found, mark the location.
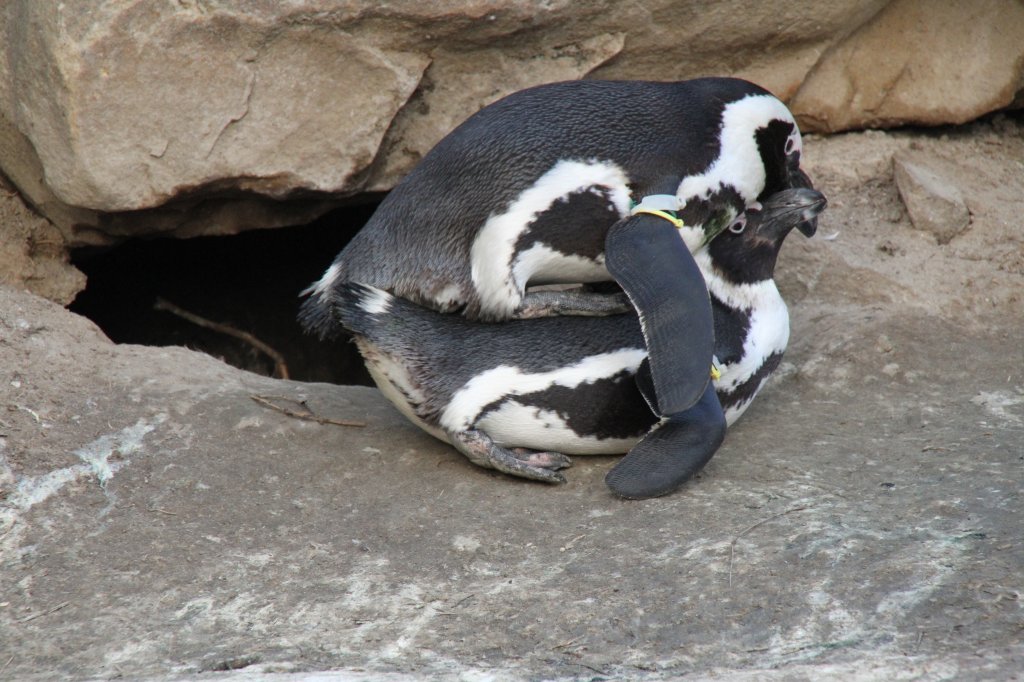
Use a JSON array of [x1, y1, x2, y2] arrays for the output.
[[327, 188, 826, 498], [301, 77, 815, 436]]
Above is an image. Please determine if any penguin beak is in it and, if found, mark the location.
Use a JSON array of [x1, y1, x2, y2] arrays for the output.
[[787, 168, 823, 237], [758, 188, 827, 239]]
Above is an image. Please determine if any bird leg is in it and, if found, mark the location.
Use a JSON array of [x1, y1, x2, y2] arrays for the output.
[[446, 428, 571, 483]]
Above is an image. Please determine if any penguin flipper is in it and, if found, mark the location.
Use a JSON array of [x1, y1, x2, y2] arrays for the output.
[[513, 290, 632, 319], [605, 380, 726, 499], [447, 429, 570, 484], [605, 214, 714, 415]]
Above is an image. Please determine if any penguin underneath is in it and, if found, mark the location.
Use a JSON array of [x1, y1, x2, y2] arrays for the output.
[[300, 78, 818, 430], [327, 187, 826, 498]]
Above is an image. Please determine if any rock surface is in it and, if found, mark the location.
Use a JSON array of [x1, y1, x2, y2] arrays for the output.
[[789, 0, 1024, 133], [1, 0, 1022, 254], [1, 122, 1023, 680], [0, 175, 84, 305], [893, 151, 971, 244]]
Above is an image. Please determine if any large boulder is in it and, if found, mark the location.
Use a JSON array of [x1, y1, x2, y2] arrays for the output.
[[0, 0, 1022, 301], [789, 0, 1024, 132]]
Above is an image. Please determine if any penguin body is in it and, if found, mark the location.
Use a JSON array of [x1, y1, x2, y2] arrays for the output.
[[301, 78, 810, 333], [329, 188, 826, 494]]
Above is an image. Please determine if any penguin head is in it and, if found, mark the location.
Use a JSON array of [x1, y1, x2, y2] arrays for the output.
[[705, 187, 827, 284], [754, 117, 822, 239], [677, 83, 816, 241]]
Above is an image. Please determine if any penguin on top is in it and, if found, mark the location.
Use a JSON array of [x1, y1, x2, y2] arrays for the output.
[[301, 78, 810, 326], [326, 187, 826, 498], [300, 78, 818, 492]]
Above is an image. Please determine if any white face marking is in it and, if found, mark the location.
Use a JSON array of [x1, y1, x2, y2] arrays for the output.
[[439, 348, 647, 433], [477, 401, 641, 455], [470, 159, 631, 316], [785, 126, 802, 157], [677, 225, 707, 254], [676, 94, 798, 205]]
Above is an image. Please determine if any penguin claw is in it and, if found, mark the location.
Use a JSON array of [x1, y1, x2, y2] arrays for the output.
[[448, 429, 568, 484], [513, 290, 632, 319], [510, 448, 573, 471]]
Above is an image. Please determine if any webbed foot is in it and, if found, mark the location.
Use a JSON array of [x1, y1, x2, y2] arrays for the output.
[[448, 429, 570, 484], [510, 447, 573, 471]]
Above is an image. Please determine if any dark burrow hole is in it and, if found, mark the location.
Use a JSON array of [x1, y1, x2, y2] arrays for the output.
[[69, 201, 382, 386]]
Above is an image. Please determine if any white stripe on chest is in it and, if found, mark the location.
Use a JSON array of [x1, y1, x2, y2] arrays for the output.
[[470, 159, 631, 317], [696, 250, 790, 426], [477, 402, 642, 455], [440, 348, 647, 433]]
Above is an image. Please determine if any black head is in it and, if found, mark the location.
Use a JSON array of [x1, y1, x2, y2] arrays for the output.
[[706, 188, 827, 284], [676, 83, 820, 241]]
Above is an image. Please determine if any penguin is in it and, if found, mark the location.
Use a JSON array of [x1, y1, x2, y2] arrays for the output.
[[300, 78, 816, 430], [326, 187, 826, 498]]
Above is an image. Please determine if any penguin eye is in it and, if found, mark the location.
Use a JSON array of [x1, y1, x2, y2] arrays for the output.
[[728, 215, 747, 234]]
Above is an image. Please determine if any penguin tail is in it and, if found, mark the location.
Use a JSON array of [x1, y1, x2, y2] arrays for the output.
[[327, 282, 405, 340], [298, 293, 344, 340]]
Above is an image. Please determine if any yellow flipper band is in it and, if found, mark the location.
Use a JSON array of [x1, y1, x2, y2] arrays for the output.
[[710, 364, 722, 380], [632, 207, 684, 229]]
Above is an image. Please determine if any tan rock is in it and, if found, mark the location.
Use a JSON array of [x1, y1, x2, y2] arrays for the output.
[[0, 177, 85, 305], [0, 0, 1022, 252], [790, 0, 1024, 132], [892, 151, 971, 245], [0, 2, 428, 243]]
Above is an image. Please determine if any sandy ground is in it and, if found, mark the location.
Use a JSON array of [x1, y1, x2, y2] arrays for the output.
[[0, 116, 1022, 680]]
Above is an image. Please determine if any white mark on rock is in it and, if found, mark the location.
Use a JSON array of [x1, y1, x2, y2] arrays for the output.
[[74, 415, 166, 487], [234, 415, 263, 430], [452, 535, 481, 552], [970, 390, 1023, 425], [0, 414, 167, 561]]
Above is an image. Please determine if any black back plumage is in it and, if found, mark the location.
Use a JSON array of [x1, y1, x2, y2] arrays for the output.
[[300, 78, 781, 337]]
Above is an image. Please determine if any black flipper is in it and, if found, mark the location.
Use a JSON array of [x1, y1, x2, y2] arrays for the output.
[[605, 381, 726, 499], [634, 357, 658, 413], [605, 214, 714, 415]]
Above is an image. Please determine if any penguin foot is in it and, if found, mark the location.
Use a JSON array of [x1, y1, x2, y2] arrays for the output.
[[509, 447, 573, 471], [448, 429, 568, 484], [514, 290, 631, 319], [605, 382, 726, 499]]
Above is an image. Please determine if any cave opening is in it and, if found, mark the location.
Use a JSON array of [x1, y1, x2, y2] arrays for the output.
[[69, 202, 382, 386]]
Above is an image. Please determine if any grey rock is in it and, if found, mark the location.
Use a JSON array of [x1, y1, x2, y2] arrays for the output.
[[1, 270, 1022, 680], [893, 152, 971, 244]]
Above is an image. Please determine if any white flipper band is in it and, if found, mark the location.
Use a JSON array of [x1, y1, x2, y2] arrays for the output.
[[630, 194, 685, 228], [630, 194, 682, 214]]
